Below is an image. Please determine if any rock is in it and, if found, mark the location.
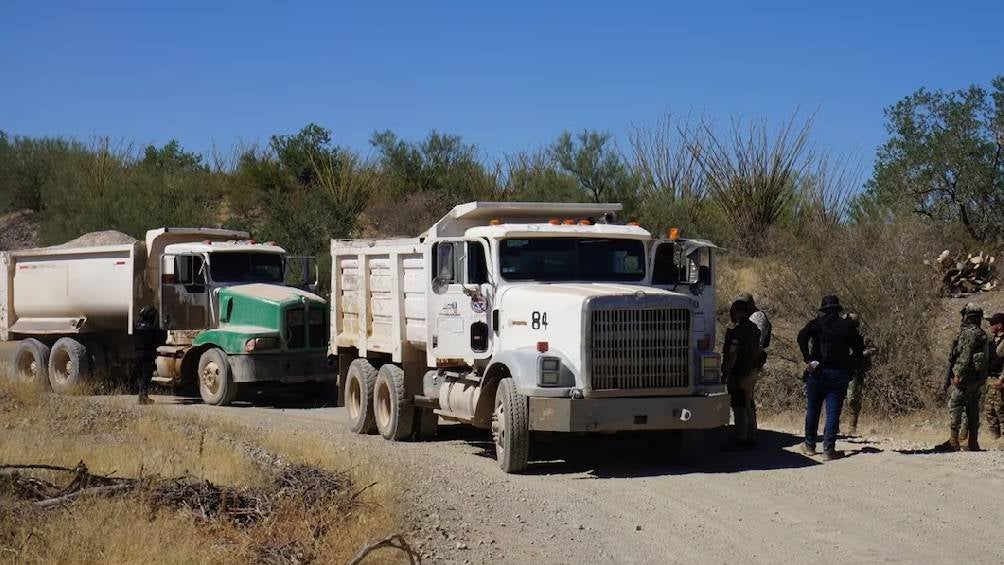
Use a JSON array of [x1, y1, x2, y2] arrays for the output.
[[635, 525, 643, 531], [455, 542, 468, 550]]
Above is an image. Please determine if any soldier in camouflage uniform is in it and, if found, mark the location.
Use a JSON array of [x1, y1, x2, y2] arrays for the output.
[[844, 313, 876, 436], [984, 312, 1004, 441], [936, 304, 990, 452]]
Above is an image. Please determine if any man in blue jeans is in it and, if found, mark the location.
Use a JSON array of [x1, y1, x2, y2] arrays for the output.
[[796, 295, 865, 461]]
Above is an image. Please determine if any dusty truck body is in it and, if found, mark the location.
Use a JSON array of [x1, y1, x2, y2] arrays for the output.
[[330, 202, 727, 473], [0, 228, 332, 405]]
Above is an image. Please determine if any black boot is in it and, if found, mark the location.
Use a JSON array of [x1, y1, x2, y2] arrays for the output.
[[967, 428, 980, 452], [934, 430, 960, 452]]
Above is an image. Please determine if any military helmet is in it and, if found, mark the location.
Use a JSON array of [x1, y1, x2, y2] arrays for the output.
[[960, 303, 983, 322]]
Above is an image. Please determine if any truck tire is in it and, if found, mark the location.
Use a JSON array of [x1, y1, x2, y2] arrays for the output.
[[198, 348, 238, 406], [374, 364, 414, 441], [12, 339, 51, 388], [48, 338, 91, 394], [493, 377, 529, 473], [346, 359, 378, 434], [414, 408, 439, 439]]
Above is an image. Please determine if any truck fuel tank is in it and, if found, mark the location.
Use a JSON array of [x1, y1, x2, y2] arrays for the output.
[[437, 374, 481, 422]]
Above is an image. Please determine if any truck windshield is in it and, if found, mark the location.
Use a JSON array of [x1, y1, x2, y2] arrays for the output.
[[209, 252, 284, 284], [500, 238, 645, 282]]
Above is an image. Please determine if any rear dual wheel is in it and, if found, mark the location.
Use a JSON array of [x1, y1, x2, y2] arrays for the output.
[[374, 364, 413, 440], [346, 359, 378, 434], [347, 359, 432, 440], [12, 339, 51, 388], [48, 338, 91, 394]]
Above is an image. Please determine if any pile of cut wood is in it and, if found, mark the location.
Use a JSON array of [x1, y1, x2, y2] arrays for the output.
[[0, 461, 347, 525], [932, 250, 998, 295]]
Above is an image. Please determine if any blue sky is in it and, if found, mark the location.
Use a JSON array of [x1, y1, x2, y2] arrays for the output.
[[1, 1, 1002, 178]]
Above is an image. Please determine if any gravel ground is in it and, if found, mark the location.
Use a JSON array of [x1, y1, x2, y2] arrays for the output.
[[115, 393, 1004, 565]]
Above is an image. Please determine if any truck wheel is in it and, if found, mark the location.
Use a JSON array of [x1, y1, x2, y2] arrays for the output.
[[346, 359, 378, 434], [12, 339, 51, 388], [374, 364, 414, 441], [493, 378, 529, 473], [48, 338, 91, 394], [414, 408, 439, 440], [198, 349, 237, 406]]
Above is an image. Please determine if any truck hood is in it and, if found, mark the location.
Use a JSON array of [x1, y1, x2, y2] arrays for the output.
[[225, 283, 327, 306]]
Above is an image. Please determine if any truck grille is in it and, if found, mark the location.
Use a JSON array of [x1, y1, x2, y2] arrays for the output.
[[309, 307, 326, 348], [286, 309, 306, 349], [588, 307, 691, 390]]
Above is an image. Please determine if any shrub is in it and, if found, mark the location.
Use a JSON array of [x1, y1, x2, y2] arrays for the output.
[[752, 217, 943, 414]]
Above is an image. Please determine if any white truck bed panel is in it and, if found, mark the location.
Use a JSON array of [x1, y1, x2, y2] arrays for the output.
[[330, 239, 427, 361], [0, 244, 142, 339]]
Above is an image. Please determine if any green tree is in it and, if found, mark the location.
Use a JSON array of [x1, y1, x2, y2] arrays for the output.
[[140, 140, 206, 173], [549, 130, 639, 209], [496, 149, 579, 202], [364, 130, 497, 235], [234, 123, 372, 255], [861, 76, 1004, 240]]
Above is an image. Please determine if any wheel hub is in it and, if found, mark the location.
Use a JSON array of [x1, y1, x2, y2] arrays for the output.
[[201, 361, 221, 394], [375, 382, 391, 429], [347, 378, 361, 420], [492, 400, 506, 456]]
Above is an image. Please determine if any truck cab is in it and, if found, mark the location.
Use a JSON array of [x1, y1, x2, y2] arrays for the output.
[[152, 231, 331, 405], [332, 202, 728, 473]]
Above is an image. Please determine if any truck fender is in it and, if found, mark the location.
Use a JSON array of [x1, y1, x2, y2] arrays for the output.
[[473, 348, 578, 428], [180, 345, 208, 384], [472, 362, 509, 429]]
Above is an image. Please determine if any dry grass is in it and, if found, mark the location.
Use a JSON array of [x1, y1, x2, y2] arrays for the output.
[[0, 380, 404, 565]]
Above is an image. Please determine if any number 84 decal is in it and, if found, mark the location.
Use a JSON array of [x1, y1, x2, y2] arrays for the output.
[[531, 311, 548, 330]]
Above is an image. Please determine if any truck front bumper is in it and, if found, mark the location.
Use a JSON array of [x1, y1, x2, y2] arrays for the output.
[[228, 351, 333, 384], [528, 394, 730, 432]]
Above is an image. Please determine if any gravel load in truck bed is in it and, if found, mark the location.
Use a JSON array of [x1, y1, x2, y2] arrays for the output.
[[43, 230, 138, 249]]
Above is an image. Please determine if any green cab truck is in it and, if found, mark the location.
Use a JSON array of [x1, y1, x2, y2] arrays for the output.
[[0, 227, 334, 405]]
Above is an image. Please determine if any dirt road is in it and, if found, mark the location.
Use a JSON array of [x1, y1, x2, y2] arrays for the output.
[[133, 394, 1003, 565]]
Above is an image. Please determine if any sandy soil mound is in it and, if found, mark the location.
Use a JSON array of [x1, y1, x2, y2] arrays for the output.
[[44, 230, 138, 249]]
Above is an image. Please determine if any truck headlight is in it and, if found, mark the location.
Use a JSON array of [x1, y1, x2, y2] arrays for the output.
[[539, 357, 562, 386], [245, 337, 279, 352], [701, 354, 721, 384]]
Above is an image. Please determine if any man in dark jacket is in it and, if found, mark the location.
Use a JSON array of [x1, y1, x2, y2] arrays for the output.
[[796, 295, 865, 460], [721, 299, 762, 448], [134, 306, 161, 405]]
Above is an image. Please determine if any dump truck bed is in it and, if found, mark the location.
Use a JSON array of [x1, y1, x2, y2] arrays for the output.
[[329, 239, 427, 363], [0, 243, 145, 340]]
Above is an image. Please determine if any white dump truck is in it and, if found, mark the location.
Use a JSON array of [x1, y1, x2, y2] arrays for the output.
[[1, 228, 333, 405], [330, 202, 727, 473]]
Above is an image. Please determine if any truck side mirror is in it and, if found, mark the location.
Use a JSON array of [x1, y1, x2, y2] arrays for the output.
[[432, 276, 449, 295]]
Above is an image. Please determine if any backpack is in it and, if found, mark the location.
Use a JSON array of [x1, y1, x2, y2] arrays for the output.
[[972, 331, 990, 378], [751, 310, 772, 349]]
